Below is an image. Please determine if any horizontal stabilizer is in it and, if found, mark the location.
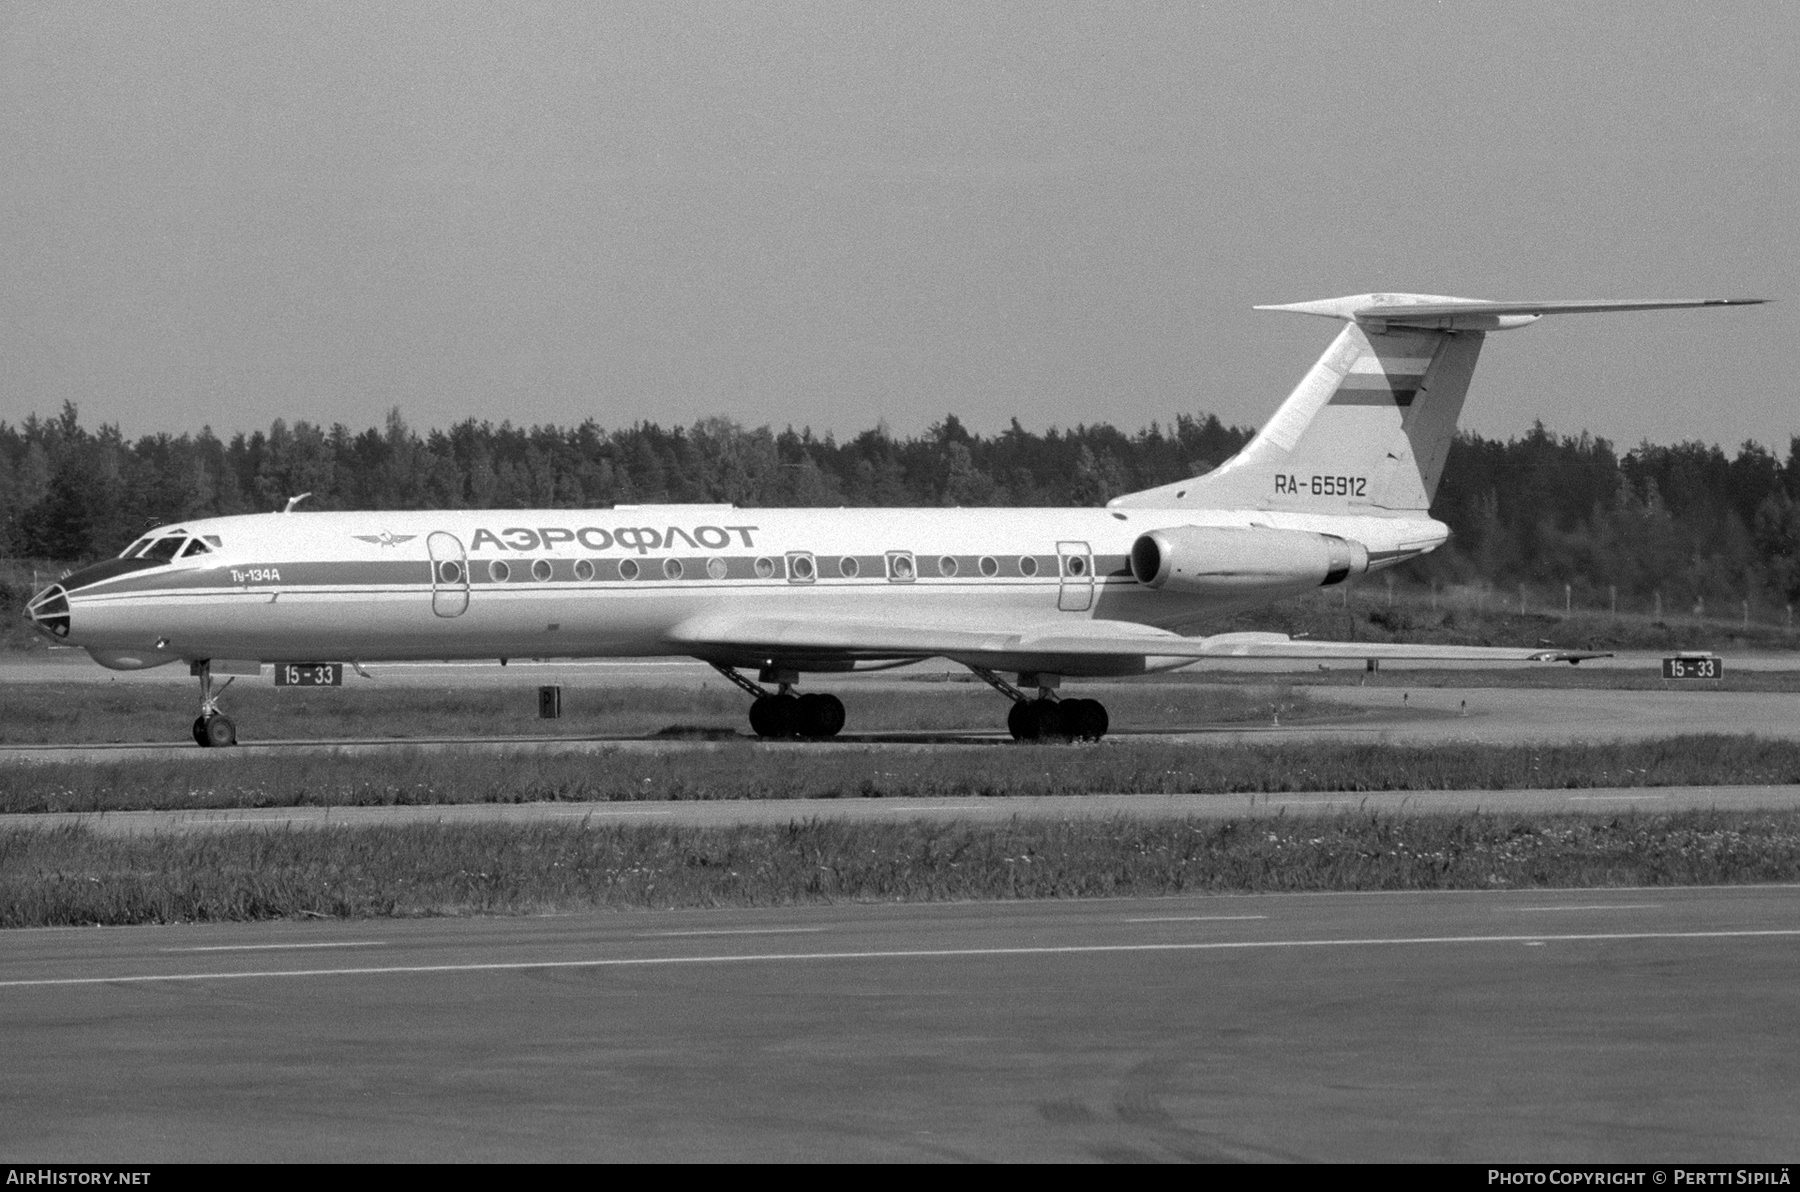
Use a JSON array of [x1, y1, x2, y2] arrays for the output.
[[1256, 293, 1765, 331], [1355, 298, 1764, 319]]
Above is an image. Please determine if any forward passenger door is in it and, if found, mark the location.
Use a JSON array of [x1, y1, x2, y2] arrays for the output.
[[428, 531, 470, 618]]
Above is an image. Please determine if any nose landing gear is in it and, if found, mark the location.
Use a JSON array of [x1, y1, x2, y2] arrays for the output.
[[712, 664, 846, 739], [189, 661, 238, 747], [975, 668, 1109, 742]]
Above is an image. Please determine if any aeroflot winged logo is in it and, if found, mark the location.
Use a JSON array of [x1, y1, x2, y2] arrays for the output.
[[467, 524, 762, 555], [353, 531, 419, 548]]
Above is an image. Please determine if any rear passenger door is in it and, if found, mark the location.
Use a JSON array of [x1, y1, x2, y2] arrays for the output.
[[1056, 540, 1094, 611]]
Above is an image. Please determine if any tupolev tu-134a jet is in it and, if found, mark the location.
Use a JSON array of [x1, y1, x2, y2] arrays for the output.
[[25, 293, 1764, 746]]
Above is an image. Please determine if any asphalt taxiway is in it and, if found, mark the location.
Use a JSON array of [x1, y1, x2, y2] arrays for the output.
[[3, 885, 1796, 1161], [7, 679, 1800, 765]]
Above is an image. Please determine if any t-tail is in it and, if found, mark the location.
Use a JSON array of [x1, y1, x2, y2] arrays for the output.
[[1110, 294, 1764, 515]]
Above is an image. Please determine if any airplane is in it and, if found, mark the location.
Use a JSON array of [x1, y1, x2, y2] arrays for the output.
[[24, 292, 1764, 747]]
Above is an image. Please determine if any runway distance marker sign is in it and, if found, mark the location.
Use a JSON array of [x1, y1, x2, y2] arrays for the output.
[[276, 663, 344, 687], [1662, 655, 1723, 679]]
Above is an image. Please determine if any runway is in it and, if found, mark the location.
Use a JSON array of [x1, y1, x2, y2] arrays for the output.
[[3, 885, 1796, 1161], [9, 784, 1800, 837]]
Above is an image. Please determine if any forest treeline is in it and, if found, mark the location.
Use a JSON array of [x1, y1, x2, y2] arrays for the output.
[[6, 402, 1800, 615]]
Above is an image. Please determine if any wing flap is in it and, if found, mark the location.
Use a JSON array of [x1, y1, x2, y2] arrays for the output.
[[666, 616, 1607, 666], [1155, 631, 1607, 664]]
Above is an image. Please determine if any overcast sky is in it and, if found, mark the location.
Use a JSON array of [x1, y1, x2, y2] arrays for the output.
[[3, 1, 1794, 449]]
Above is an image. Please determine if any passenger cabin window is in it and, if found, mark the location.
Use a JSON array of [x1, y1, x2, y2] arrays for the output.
[[179, 539, 211, 558], [142, 537, 187, 562]]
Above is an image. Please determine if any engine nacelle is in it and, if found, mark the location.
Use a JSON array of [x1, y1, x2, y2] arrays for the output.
[[1129, 525, 1369, 595]]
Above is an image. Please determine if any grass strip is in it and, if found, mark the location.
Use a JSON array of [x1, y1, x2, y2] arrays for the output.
[[6, 735, 1800, 816], [5, 811, 1798, 927]]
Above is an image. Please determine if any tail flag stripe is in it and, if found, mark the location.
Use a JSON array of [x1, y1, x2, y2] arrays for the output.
[[1331, 388, 1418, 407]]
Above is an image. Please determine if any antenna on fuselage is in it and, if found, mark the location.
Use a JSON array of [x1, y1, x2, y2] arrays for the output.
[[282, 493, 312, 514]]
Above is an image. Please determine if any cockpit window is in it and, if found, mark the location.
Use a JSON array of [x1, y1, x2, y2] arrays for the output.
[[141, 537, 187, 562], [179, 538, 210, 558], [120, 537, 153, 559]]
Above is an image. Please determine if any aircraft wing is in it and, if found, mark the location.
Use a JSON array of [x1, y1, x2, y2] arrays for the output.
[[665, 616, 1608, 666]]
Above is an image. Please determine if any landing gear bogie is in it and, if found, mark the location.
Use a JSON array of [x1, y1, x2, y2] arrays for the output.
[[984, 668, 1109, 742], [721, 663, 846, 740], [1007, 697, 1104, 742]]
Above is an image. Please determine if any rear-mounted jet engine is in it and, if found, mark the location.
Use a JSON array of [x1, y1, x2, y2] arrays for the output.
[[1129, 525, 1369, 597]]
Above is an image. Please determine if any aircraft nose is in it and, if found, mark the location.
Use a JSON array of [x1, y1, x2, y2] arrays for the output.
[[24, 584, 71, 640]]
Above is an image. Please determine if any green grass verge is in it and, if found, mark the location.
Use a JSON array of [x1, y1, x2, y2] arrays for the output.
[[7, 735, 1800, 815], [0, 681, 1307, 745], [6, 811, 1798, 927]]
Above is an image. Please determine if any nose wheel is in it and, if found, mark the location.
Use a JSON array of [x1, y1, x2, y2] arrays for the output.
[[190, 661, 239, 748], [192, 714, 237, 747]]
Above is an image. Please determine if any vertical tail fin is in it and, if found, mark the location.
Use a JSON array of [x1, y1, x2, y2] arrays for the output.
[[1110, 293, 1763, 515]]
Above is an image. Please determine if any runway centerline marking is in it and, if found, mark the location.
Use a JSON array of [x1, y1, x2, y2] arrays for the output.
[[1124, 915, 1270, 923], [7, 929, 1799, 990], [1568, 795, 1669, 801], [637, 928, 828, 938], [1511, 904, 1660, 913], [160, 941, 388, 953]]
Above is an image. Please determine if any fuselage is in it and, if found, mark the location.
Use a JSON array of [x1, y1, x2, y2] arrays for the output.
[[29, 503, 1446, 675]]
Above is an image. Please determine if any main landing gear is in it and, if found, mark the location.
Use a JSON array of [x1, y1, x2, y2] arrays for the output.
[[974, 668, 1110, 742], [189, 660, 238, 748], [712, 664, 846, 739], [708, 663, 1109, 744]]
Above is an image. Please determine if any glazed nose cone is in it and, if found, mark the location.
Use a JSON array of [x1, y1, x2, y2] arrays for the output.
[[24, 583, 70, 640]]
